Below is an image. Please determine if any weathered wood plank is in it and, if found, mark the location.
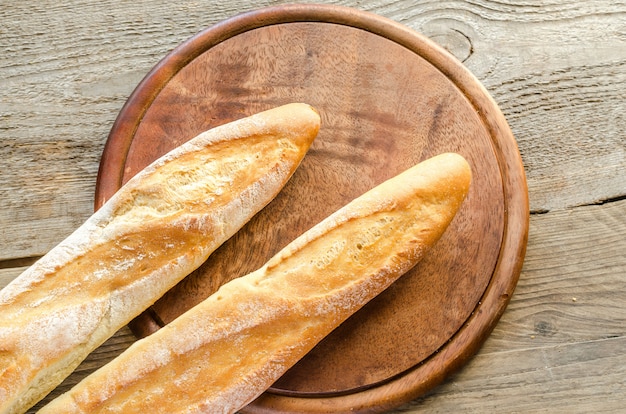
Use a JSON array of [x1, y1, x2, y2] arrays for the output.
[[389, 199, 626, 412], [1, 0, 624, 260], [487, 200, 626, 350], [396, 336, 626, 413], [0, 267, 27, 290]]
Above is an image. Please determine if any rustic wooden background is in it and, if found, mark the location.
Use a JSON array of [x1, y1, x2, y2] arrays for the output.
[[1, 0, 624, 412]]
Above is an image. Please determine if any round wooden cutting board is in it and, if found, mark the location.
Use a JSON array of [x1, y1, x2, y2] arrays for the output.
[[95, 4, 528, 413]]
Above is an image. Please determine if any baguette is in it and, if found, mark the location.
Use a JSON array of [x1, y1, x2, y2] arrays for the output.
[[0, 103, 320, 414], [39, 152, 471, 414]]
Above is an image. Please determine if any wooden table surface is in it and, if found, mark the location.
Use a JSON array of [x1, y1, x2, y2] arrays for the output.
[[1, 1, 624, 412]]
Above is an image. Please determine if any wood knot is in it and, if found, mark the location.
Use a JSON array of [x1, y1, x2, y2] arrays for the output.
[[422, 19, 474, 63], [534, 320, 557, 337]]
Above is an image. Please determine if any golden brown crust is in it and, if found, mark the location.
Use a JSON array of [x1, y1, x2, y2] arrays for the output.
[[0, 103, 320, 414], [39, 153, 471, 414]]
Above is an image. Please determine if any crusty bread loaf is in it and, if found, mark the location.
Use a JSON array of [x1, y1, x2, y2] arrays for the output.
[[0, 103, 320, 414], [39, 153, 471, 414]]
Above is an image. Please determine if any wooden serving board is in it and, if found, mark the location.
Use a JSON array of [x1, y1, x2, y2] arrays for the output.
[[95, 4, 528, 413]]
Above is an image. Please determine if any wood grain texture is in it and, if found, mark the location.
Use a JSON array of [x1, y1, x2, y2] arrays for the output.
[[0, 268, 27, 291], [0, 0, 624, 413], [395, 200, 626, 413]]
